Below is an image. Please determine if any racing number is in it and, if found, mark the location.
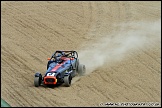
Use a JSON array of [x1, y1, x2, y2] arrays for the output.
[[47, 73, 55, 76]]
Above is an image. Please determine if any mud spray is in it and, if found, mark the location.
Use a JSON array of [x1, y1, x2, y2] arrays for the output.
[[78, 19, 161, 75], [72, 19, 160, 83]]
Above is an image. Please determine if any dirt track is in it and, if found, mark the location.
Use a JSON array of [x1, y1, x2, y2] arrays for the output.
[[1, 1, 161, 107]]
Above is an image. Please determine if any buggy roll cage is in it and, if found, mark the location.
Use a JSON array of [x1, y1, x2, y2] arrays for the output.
[[51, 50, 78, 59], [50, 50, 78, 69]]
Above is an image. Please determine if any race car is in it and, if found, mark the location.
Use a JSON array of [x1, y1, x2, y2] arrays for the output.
[[34, 50, 86, 87]]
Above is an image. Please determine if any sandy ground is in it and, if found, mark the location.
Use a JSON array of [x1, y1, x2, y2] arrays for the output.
[[1, 1, 161, 107]]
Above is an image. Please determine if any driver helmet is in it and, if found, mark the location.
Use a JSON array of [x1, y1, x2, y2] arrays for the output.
[[56, 54, 64, 63], [61, 52, 65, 56], [56, 54, 62, 60]]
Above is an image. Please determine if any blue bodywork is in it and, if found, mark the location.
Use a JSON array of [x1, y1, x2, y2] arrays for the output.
[[45, 59, 77, 78]]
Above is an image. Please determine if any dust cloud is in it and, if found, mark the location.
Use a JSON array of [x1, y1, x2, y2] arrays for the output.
[[78, 19, 161, 75]]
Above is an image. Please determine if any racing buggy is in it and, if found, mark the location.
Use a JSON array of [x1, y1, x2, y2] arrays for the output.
[[34, 50, 86, 87]]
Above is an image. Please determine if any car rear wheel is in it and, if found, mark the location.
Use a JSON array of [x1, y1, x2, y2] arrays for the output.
[[64, 75, 72, 87], [78, 64, 86, 76]]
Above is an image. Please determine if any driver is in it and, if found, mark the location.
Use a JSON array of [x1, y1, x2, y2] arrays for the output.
[[55, 52, 71, 63], [55, 54, 63, 63]]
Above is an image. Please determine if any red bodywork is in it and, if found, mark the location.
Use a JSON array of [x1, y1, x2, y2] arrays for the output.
[[44, 76, 57, 85]]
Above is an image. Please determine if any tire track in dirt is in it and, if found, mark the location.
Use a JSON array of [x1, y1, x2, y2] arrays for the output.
[[1, 1, 161, 107]]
